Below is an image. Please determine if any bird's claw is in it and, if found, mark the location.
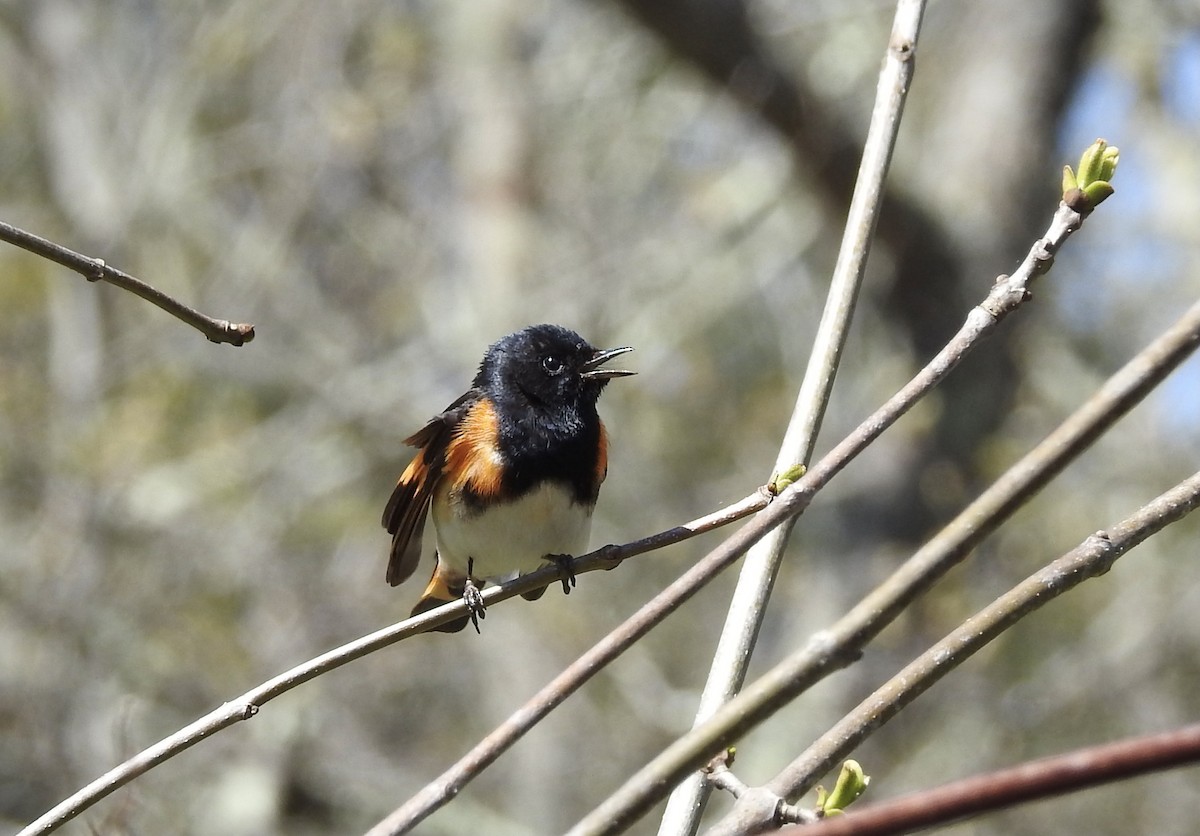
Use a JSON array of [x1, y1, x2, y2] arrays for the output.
[[464, 558, 486, 634], [545, 553, 577, 595]]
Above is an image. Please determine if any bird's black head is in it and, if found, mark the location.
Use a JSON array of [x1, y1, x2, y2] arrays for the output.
[[477, 324, 634, 414]]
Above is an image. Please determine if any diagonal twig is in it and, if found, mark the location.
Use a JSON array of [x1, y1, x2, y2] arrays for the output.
[[0, 219, 255, 346]]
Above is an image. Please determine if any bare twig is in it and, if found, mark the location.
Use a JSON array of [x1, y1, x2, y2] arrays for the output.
[[784, 724, 1200, 836], [17, 491, 769, 836], [0, 220, 255, 346], [661, 3, 927, 832], [564, 226, 1193, 836]]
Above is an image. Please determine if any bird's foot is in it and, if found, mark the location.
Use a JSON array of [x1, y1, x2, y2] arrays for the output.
[[544, 553, 577, 595], [464, 558, 486, 634]]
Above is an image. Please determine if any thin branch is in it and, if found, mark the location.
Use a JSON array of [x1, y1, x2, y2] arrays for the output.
[[564, 221, 1196, 836], [661, 3, 927, 832], [0, 219, 255, 346], [784, 724, 1200, 836], [17, 491, 769, 836]]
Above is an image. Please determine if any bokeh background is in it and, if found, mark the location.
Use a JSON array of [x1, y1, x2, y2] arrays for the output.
[[2, 1, 1199, 834]]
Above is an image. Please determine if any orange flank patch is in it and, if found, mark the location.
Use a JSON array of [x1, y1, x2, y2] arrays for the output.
[[595, 421, 609, 488], [412, 562, 472, 632], [443, 398, 507, 500]]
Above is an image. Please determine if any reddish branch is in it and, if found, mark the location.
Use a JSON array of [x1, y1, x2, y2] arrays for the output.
[[787, 724, 1200, 836]]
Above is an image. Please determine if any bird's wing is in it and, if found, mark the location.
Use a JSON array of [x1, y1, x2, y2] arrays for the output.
[[382, 391, 477, 586]]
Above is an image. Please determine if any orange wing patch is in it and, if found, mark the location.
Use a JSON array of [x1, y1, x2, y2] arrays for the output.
[[383, 451, 436, 586], [442, 398, 507, 501], [383, 415, 458, 587]]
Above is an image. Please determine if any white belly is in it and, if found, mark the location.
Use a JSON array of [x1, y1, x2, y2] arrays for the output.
[[432, 481, 593, 581]]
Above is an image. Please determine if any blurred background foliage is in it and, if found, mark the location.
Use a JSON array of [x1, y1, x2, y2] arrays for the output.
[[1, 0, 1199, 834]]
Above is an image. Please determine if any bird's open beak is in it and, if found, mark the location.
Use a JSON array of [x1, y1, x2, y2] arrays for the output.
[[581, 345, 636, 380]]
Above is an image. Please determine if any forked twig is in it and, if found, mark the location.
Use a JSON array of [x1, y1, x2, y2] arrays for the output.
[[565, 211, 1182, 836]]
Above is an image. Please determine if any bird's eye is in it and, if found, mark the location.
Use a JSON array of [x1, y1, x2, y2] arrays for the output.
[[541, 355, 565, 375]]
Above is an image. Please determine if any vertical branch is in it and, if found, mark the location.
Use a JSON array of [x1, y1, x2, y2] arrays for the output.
[[657, 2, 928, 832]]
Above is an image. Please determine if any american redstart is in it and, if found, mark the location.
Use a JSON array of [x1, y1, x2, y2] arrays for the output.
[[383, 324, 634, 633]]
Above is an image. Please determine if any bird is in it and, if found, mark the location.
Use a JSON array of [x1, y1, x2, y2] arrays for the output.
[[383, 324, 634, 633]]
